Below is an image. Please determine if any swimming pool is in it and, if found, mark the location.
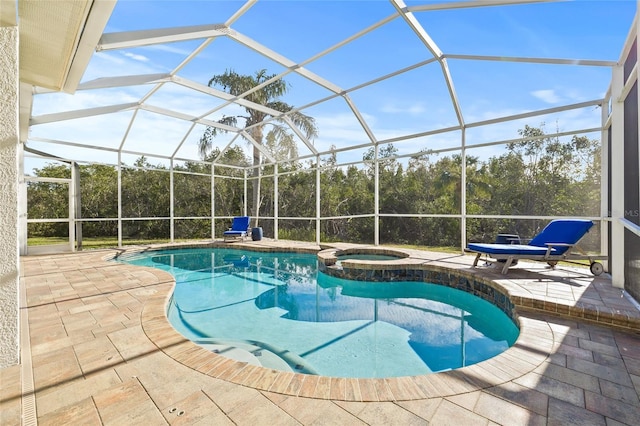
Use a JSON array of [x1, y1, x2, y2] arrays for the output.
[[119, 247, 519, 378]]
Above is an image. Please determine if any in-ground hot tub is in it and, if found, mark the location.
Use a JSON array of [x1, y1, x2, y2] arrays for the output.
[[317, 247, 409, 268]]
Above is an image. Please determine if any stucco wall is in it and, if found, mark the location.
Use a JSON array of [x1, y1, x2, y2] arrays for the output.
[[0, 25, 20, 368]]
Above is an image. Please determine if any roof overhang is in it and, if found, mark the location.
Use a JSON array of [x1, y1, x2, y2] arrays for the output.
[[18, 0, 116, 93], [0, 0, 17, 27], [16, 0, 116, 142]]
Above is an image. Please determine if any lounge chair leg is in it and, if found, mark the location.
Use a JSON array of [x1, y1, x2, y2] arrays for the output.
[[473, 253, 481, 267], [501, 257, 513, 274]]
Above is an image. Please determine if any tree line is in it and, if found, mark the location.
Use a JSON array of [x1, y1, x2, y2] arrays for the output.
[[27, 124, 601, 250]]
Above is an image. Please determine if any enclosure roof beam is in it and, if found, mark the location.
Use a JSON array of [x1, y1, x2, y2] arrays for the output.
[[96, 24, 230, 51], [445, 54, 616, 67], [188, 14, 388, 124], [212, 133, 243, 165], [465, 126, 602, 150], [30, 102, 138, 125], [391, 0, 465, 127], [240, 131, 276, 164], [343, 95, 378, 144], [29, 136, 120, 153], [171, 123, 197, 159], [27, 135, 214, 166], [407, 0, 556, 12], [139, 104, 242, 133], [72, 73, 172, 91], [227, 31, 344, 95], [168, 0, 257, 77], [282, 116, 319, 156], [465, 99, 603, 129], [225, 0, 258, 26], [172, 76, 286, 117]]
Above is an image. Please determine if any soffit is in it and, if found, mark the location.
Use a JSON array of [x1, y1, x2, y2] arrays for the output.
[[17, 0, 116, 142], [0, 0, 17, 27], [18, 0, 91, 91]]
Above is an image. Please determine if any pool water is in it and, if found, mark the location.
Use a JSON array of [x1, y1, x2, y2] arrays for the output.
[[118, 248, 519, 378]]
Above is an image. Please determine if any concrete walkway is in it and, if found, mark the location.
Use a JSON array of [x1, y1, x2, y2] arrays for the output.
[[2, 240, 640, 425]]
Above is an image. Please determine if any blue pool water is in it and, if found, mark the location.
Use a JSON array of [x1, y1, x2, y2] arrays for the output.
[[118, 248, 519, 378]]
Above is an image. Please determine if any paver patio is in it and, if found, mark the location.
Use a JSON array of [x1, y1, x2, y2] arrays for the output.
[[2, 240, 640, 425]]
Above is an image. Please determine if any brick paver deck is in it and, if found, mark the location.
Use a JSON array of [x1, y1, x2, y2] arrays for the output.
[[2, 240, 640, 425]]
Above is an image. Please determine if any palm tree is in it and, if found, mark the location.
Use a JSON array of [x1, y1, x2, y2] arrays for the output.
[[199, 69, 318, 227]]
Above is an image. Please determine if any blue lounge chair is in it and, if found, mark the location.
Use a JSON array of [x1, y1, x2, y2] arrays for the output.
[[466, 219, 606, 275], [223, 216, 250, 242]]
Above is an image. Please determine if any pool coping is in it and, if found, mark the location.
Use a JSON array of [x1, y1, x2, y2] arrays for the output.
[[105, 242, 563, 402]]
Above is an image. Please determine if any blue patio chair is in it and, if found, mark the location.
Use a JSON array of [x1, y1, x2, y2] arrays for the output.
[[466, 219, 606, 275], [223, 216, 250, 242]]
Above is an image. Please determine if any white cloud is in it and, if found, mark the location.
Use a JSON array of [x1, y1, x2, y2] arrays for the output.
[[380, 102, 427, 115], [145, 43, 195, 56], [531, 89, 561, 104], [123, 52, 150, 62]]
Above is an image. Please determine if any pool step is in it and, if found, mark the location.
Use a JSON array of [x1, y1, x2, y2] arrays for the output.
[[195, 340, 294, 372]]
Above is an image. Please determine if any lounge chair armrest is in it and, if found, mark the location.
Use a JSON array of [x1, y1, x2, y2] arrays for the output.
[[543, 242, 578, 258], [547, 242, 589, 256], [544, 242, 573, 247], [542, 242, 572, 258]]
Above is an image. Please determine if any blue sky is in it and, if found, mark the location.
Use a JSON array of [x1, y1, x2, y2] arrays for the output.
[[27, 0, 637, 170]]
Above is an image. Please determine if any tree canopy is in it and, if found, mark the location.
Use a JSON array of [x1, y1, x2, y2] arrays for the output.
[[27, 124, 601, 251]]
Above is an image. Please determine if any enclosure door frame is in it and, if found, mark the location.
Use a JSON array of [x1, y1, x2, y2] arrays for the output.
[[22, 172, 76, 255]]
